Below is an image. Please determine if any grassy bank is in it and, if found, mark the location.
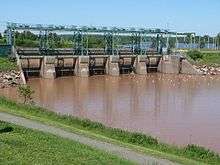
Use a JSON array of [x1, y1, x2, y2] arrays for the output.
[[0, 97, 219, 165], [0, 57, 17, 72], [187, 50, 220, 66], [0, 121, 134, 165]]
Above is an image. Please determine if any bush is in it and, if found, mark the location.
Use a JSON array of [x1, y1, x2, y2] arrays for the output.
[[17, 85, 35, 104], [0, 126, 13, 133], [187, 50, 203, 61], [184, 144, 219, 161]]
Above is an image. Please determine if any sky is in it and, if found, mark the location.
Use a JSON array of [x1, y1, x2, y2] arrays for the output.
[[0, 0, 219, 36]]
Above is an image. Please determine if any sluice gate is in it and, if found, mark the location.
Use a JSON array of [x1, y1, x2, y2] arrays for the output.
[[17, 48, 165, 79], [56, 57, 77, 76], [89, 56, 108, 75]]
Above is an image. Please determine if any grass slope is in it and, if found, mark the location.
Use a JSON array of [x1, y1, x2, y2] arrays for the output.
[[200, 52, 220, 66], [187, 51, 220, 66], [0, 97, 220, 165], [0, 121, 134, 165]]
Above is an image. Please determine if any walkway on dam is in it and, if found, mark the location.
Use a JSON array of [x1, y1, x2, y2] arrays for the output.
[[0, 112, 179, 165]]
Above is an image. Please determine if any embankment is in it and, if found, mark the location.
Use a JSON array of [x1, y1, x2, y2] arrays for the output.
[[0, 57, 23, 88], [187, 51, 220, 75]]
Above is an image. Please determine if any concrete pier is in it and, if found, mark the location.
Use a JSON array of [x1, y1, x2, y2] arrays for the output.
[[134, 55, 147, 75], [158, 55, 180, 74], [106, 55, 120, 76], [40, 56, 56, 79], [75, 56, 90, 77]]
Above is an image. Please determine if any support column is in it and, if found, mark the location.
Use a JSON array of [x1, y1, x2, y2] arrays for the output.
[[106, 55, 119, 76], [40, 56, 56, 79], [134, 55, 147, 75], [75, 56, 89, 77], [157, 55, 180, 74]]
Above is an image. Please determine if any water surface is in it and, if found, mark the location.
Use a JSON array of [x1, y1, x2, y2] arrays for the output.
[[1, 74, 220, 153]]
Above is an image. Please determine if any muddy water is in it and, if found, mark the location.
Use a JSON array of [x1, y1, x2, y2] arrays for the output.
[[1, 74, 220, 153]]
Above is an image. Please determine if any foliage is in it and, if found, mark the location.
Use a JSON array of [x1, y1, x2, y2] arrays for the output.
[[199, 52, 220, 66], [0, 97, 220, 164], [0, 32, 6, 44], [187, 50, 203, 61], [15, 38, 39, 47], [187, 51, 220, 66], [0, 57, 17, 71], [17, 85, 35, 104], [184, 145, 219, 161], [0, 121, 133, 165], [0, 126, 13, 133]]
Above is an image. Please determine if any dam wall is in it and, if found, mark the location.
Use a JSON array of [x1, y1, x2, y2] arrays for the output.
[[17, 48, 201, 79]]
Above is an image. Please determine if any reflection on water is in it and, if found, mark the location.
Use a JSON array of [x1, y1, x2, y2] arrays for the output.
[[1, 73, 220, 153]]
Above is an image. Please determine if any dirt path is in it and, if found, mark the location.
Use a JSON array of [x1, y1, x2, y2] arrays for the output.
[[0, 112, 179, 165]]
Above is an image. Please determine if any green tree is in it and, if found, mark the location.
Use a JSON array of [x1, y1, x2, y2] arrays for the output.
[[168, 37, 176, 49], [199, 36, 206, 49], [18, 85, 35, 104]]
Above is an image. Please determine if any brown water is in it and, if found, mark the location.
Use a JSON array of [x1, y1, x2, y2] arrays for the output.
[[1, 74, 220, 153]]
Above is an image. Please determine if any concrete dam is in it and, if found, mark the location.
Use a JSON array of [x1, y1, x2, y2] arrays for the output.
[[5, 22, 200, 79], [16, 48, 200, 79]]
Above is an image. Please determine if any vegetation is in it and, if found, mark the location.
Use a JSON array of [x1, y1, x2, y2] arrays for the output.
[[199, 52, 220, 66], [11, 31, 162, 49], [0, 33, 7, 44], [17, 85, 35, 104], [0, 57, 17, 72], [0, 97, 219, 165], [0, 121, 133, 165], [187, 50, 203, 61], [13, 31, 107, 48], [187, 50, 220, 66]]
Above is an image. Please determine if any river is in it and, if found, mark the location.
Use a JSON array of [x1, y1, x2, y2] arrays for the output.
[[1, 73, 220, 153]]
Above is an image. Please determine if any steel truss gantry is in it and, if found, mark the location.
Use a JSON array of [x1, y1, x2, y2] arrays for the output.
[[6, 22, 195, 55]]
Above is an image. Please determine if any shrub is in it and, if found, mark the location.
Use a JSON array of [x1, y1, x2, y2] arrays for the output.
[[17, 85, 35, 104], [187, 50, 203, 61], [184, 144, 219, 160], [0, 126, 13, 133]]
